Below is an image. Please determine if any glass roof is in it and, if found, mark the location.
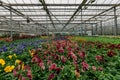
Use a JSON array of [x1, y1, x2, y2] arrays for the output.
[[0, 0, 120, 31]]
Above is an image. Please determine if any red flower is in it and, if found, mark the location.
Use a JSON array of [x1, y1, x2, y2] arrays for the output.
[[44, 55, 46, 59], [97, 44, 104, 48], [49, 63, 57, 71], [58, 47, 64, 53], [95, 55, 104, 62], [53, 54, 60, 60], [78, 52, 85, 59], [108, 44, 116, 49], [56, 68, 61, 74], [48, 73, 55, 80], [107, 50, 116, 57], [98, 66, 103, 71], [92, 66, 96, 71], [27, 70, 32, 80], [81, 61, 89, 71], [31, 55, 40, 63], [117, 44, 120, 49], [61, 56, 67, 63]]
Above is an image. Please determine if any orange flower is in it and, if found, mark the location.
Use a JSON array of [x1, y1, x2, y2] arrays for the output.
[[75, 70, 80, 78]]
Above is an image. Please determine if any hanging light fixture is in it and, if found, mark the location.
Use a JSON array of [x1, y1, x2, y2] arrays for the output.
[[27, 18, 30, 23]]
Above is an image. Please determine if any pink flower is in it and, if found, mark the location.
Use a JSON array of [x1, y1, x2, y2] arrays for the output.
[[73, 61, 77, 65], [25, 65, 31, 70], [48, 73, 55, 80], [49, 63, 57, 71], [98, 66, 103, 71], [81, 61, 89, 71], [68, 51, 77, 61], [54, 54, 60, 60], [13, 69, 18, 77], [92, 66, 96, 71], [61, 56, 67, 63], [95, 55, 104, 62], [38, 62, 45, 70], [47, 60, 52, 66], [22, 77, 26, 80], [78, 52, 85, 59], [71, 53, 77, 61], [68, 47, 72, 51]]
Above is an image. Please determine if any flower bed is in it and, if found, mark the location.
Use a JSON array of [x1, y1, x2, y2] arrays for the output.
[[0, 37, 120, 80]]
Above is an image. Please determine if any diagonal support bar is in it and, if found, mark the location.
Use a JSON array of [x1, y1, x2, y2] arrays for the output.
[[67, 3, 120, 31], [61, 0, 87, 31], [0, 1, 48, 31], [39, 0, 57, 31]]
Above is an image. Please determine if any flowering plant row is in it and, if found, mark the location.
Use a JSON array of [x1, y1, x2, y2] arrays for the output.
[[0, 37, 120, 80]]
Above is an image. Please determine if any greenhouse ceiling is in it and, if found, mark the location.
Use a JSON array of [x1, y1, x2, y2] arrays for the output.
[[0, 0, 120, 32]]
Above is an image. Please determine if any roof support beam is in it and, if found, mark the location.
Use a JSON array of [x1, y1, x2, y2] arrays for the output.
[[39, 0, 57, 31], [0, 1, 49, 31], [7, 4, 118, 6], [61, 0, 87, 31], [0, 14, 119, 17], [114, 7, 118, 35], [67, 3, 120, 31], [0, 8, 108, 11]]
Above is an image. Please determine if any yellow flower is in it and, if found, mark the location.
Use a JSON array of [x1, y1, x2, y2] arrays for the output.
[[22, 63, 24, 70], [4, 65, 15, 73], [8, 55, 12, 59], [15, 60, 21, 65], [0, 59, 5, 66], [11, 65, 15, 70], [29, 49, 36, 57], [31, 52, 35, 57], [14, 54, 17, 58]]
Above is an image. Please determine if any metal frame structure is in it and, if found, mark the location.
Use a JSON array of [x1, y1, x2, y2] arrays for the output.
[[0, 0, 120, 37]]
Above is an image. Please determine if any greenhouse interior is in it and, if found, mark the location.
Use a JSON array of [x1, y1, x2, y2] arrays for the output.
[[0, 0, 120, 80]]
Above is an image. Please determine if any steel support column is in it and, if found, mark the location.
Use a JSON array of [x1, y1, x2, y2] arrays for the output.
[[19, 22, 21, 33], [114, 7, 117, 36], [10, 7, 13, 38], [95, 23, 97, 35], [100, 21, 103, 35], [81, 9, 83, 36], [92, 24, 94, 35], [85, 24, 87, 35]]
